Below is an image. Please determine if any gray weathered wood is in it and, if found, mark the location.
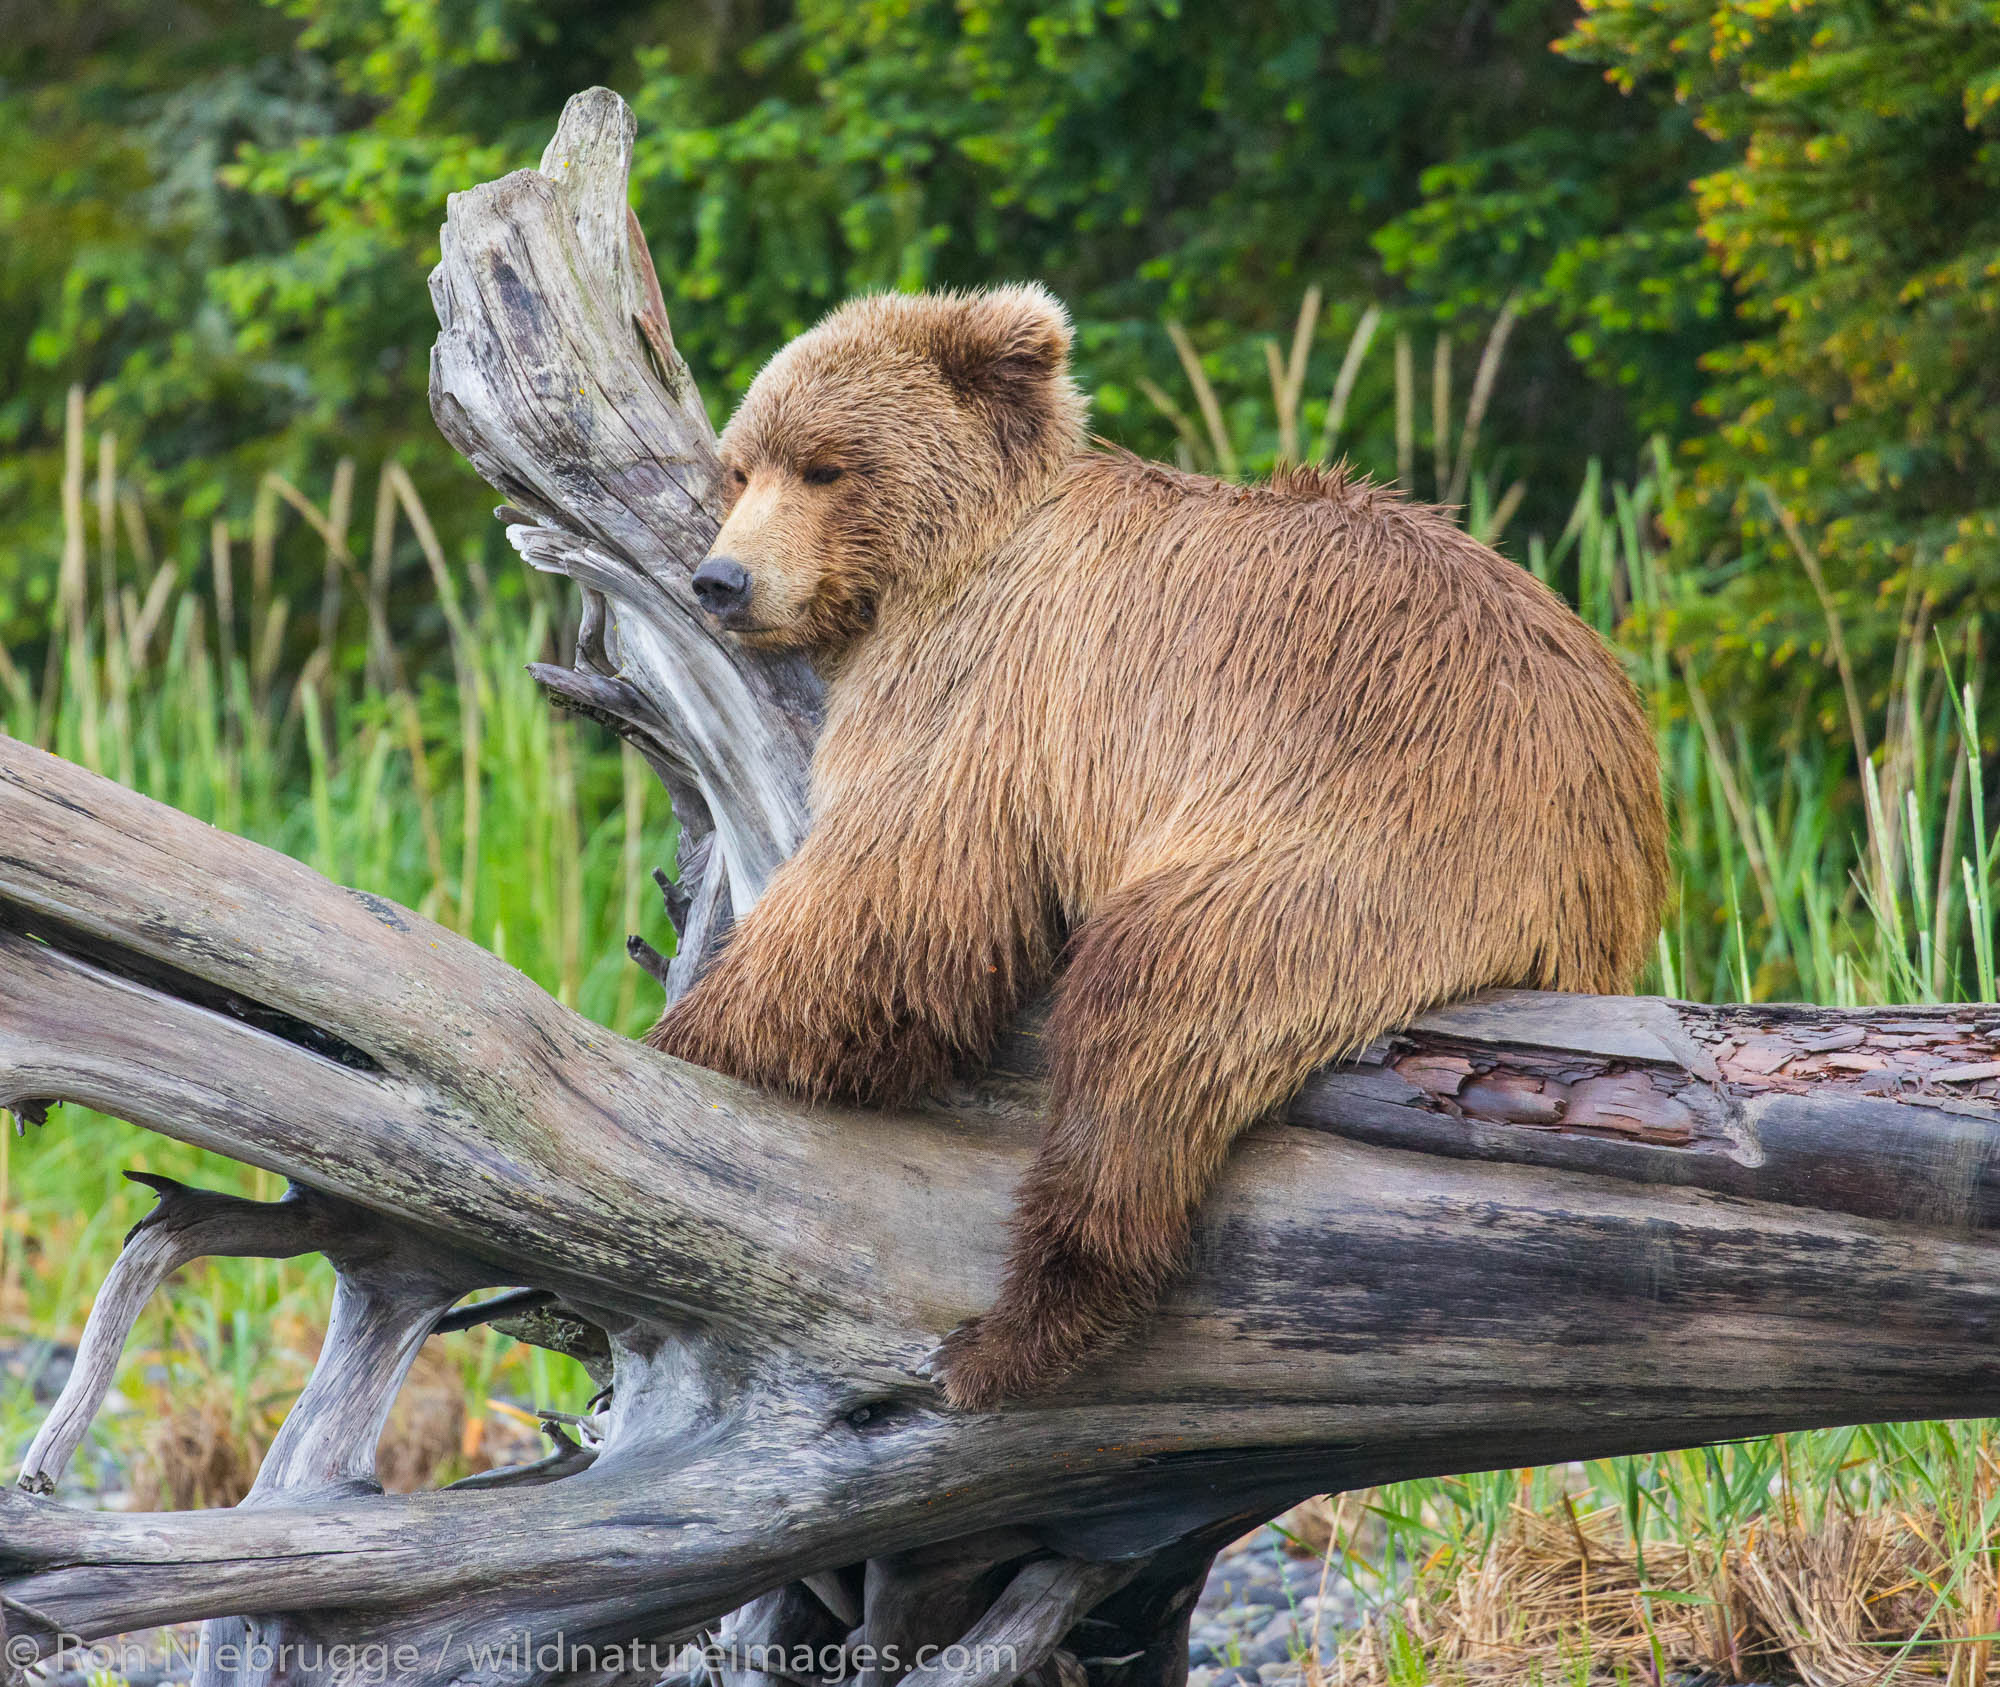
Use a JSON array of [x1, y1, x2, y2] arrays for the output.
[[7, 82, 2000, 1687], [428, 85, 820, 941], [17, 1178, 334, 1497], [6, 735, 2000, 1683], [893, 1558, 1142, 1687]]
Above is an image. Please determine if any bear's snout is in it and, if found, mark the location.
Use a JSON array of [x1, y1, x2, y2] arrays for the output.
[[691, 556, 755, 626]]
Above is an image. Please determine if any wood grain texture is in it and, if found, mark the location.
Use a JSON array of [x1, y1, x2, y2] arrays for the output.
[[428, 86, 819, 940], [4, 733, 2000, 1680], [6, 82, 2000, 1687], [17, 1179, 355, 1496]]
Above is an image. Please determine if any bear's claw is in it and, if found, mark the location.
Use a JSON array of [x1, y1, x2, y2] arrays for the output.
[[931, 1317, 1021, 1412]]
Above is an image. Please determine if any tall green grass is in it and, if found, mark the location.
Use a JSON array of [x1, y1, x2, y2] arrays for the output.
[[1532, 444, 1994, 1014], [1299, 1419, 2000, 1683], [0, 410, 663, 1493], [1132, 321, 2000, 1680], [3, 370, 1998, 1675], [1147, 303, 1998, 1014]]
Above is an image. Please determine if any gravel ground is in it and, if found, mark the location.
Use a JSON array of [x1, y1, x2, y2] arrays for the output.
[[1188, 1523, 1358, 1687]]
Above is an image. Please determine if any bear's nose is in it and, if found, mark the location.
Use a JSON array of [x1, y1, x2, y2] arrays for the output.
[[691, 556, 753, 624]]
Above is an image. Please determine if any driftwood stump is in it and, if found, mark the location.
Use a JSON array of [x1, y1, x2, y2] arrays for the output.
[[6, 86, 2000, 1687]]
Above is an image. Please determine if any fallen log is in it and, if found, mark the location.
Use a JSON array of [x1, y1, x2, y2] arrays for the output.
[[3, 84, 2000, 1687]]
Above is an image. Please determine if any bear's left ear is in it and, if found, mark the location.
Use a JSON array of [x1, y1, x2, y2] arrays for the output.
[[932, 283, 1073, 402]]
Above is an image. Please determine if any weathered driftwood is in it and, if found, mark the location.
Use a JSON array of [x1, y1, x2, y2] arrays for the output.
[[428, 86, 820, 958], [8, 740, 2000, 1681], [4, 84, 2000, 1687]]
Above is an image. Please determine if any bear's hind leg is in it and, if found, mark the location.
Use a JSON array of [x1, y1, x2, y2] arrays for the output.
[[937, 849, 1392, 1409]]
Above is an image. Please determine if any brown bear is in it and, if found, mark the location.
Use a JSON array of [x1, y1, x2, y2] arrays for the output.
[[650, 284, 1668, 1410]]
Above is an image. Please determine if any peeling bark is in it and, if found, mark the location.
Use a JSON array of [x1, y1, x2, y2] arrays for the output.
[[3, 83, 1999, 1687]]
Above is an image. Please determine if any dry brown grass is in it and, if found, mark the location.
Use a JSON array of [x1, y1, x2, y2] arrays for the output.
[[125, 1331, 548, 1507], [128, 1393, 271, 1511], [1313, 1491, 2000, 1687], [376, 1344, 472, 1493]]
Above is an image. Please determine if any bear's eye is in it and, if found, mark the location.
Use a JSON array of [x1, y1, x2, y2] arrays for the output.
[[727, 466, 749, 487], [802, 464, 845, 487]]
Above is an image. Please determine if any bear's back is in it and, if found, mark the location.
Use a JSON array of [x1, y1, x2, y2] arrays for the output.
[[950, 449, 1666, 992], [1005, 452, 1631, 777]]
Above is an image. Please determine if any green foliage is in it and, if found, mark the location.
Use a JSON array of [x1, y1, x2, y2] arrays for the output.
[[1563, 0, 2000, 731], [0, 462, 657, 1490], [3, 0, 1721, 650], [0, 3, 353, 621], [618, 0, 1699, 430], [1550, 445, 2000, 1008], [13, 0, 2000, 760], [1370, 85, 1732, 438]]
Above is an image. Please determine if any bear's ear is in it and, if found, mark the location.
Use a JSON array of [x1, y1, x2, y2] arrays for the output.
[[931, 284, 1073, 402]]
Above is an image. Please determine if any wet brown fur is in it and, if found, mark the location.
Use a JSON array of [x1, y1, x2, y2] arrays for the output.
[[649, 286, 1669, 1409]]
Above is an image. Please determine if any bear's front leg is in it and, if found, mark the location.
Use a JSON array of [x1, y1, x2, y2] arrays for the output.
[[648, 812, 1050, 1108], [935, 850, 1375, 1409]]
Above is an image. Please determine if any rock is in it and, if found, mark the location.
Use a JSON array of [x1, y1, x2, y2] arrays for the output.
[[1193, 1521, 1360, 1677], [1253, 1612, 1295, 1646], [1210, 1604, 1276, 1629], [0, 1337, 76, 1402]]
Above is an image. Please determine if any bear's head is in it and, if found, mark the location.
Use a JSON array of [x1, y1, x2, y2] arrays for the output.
[[689, 285, 1086, 653]]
